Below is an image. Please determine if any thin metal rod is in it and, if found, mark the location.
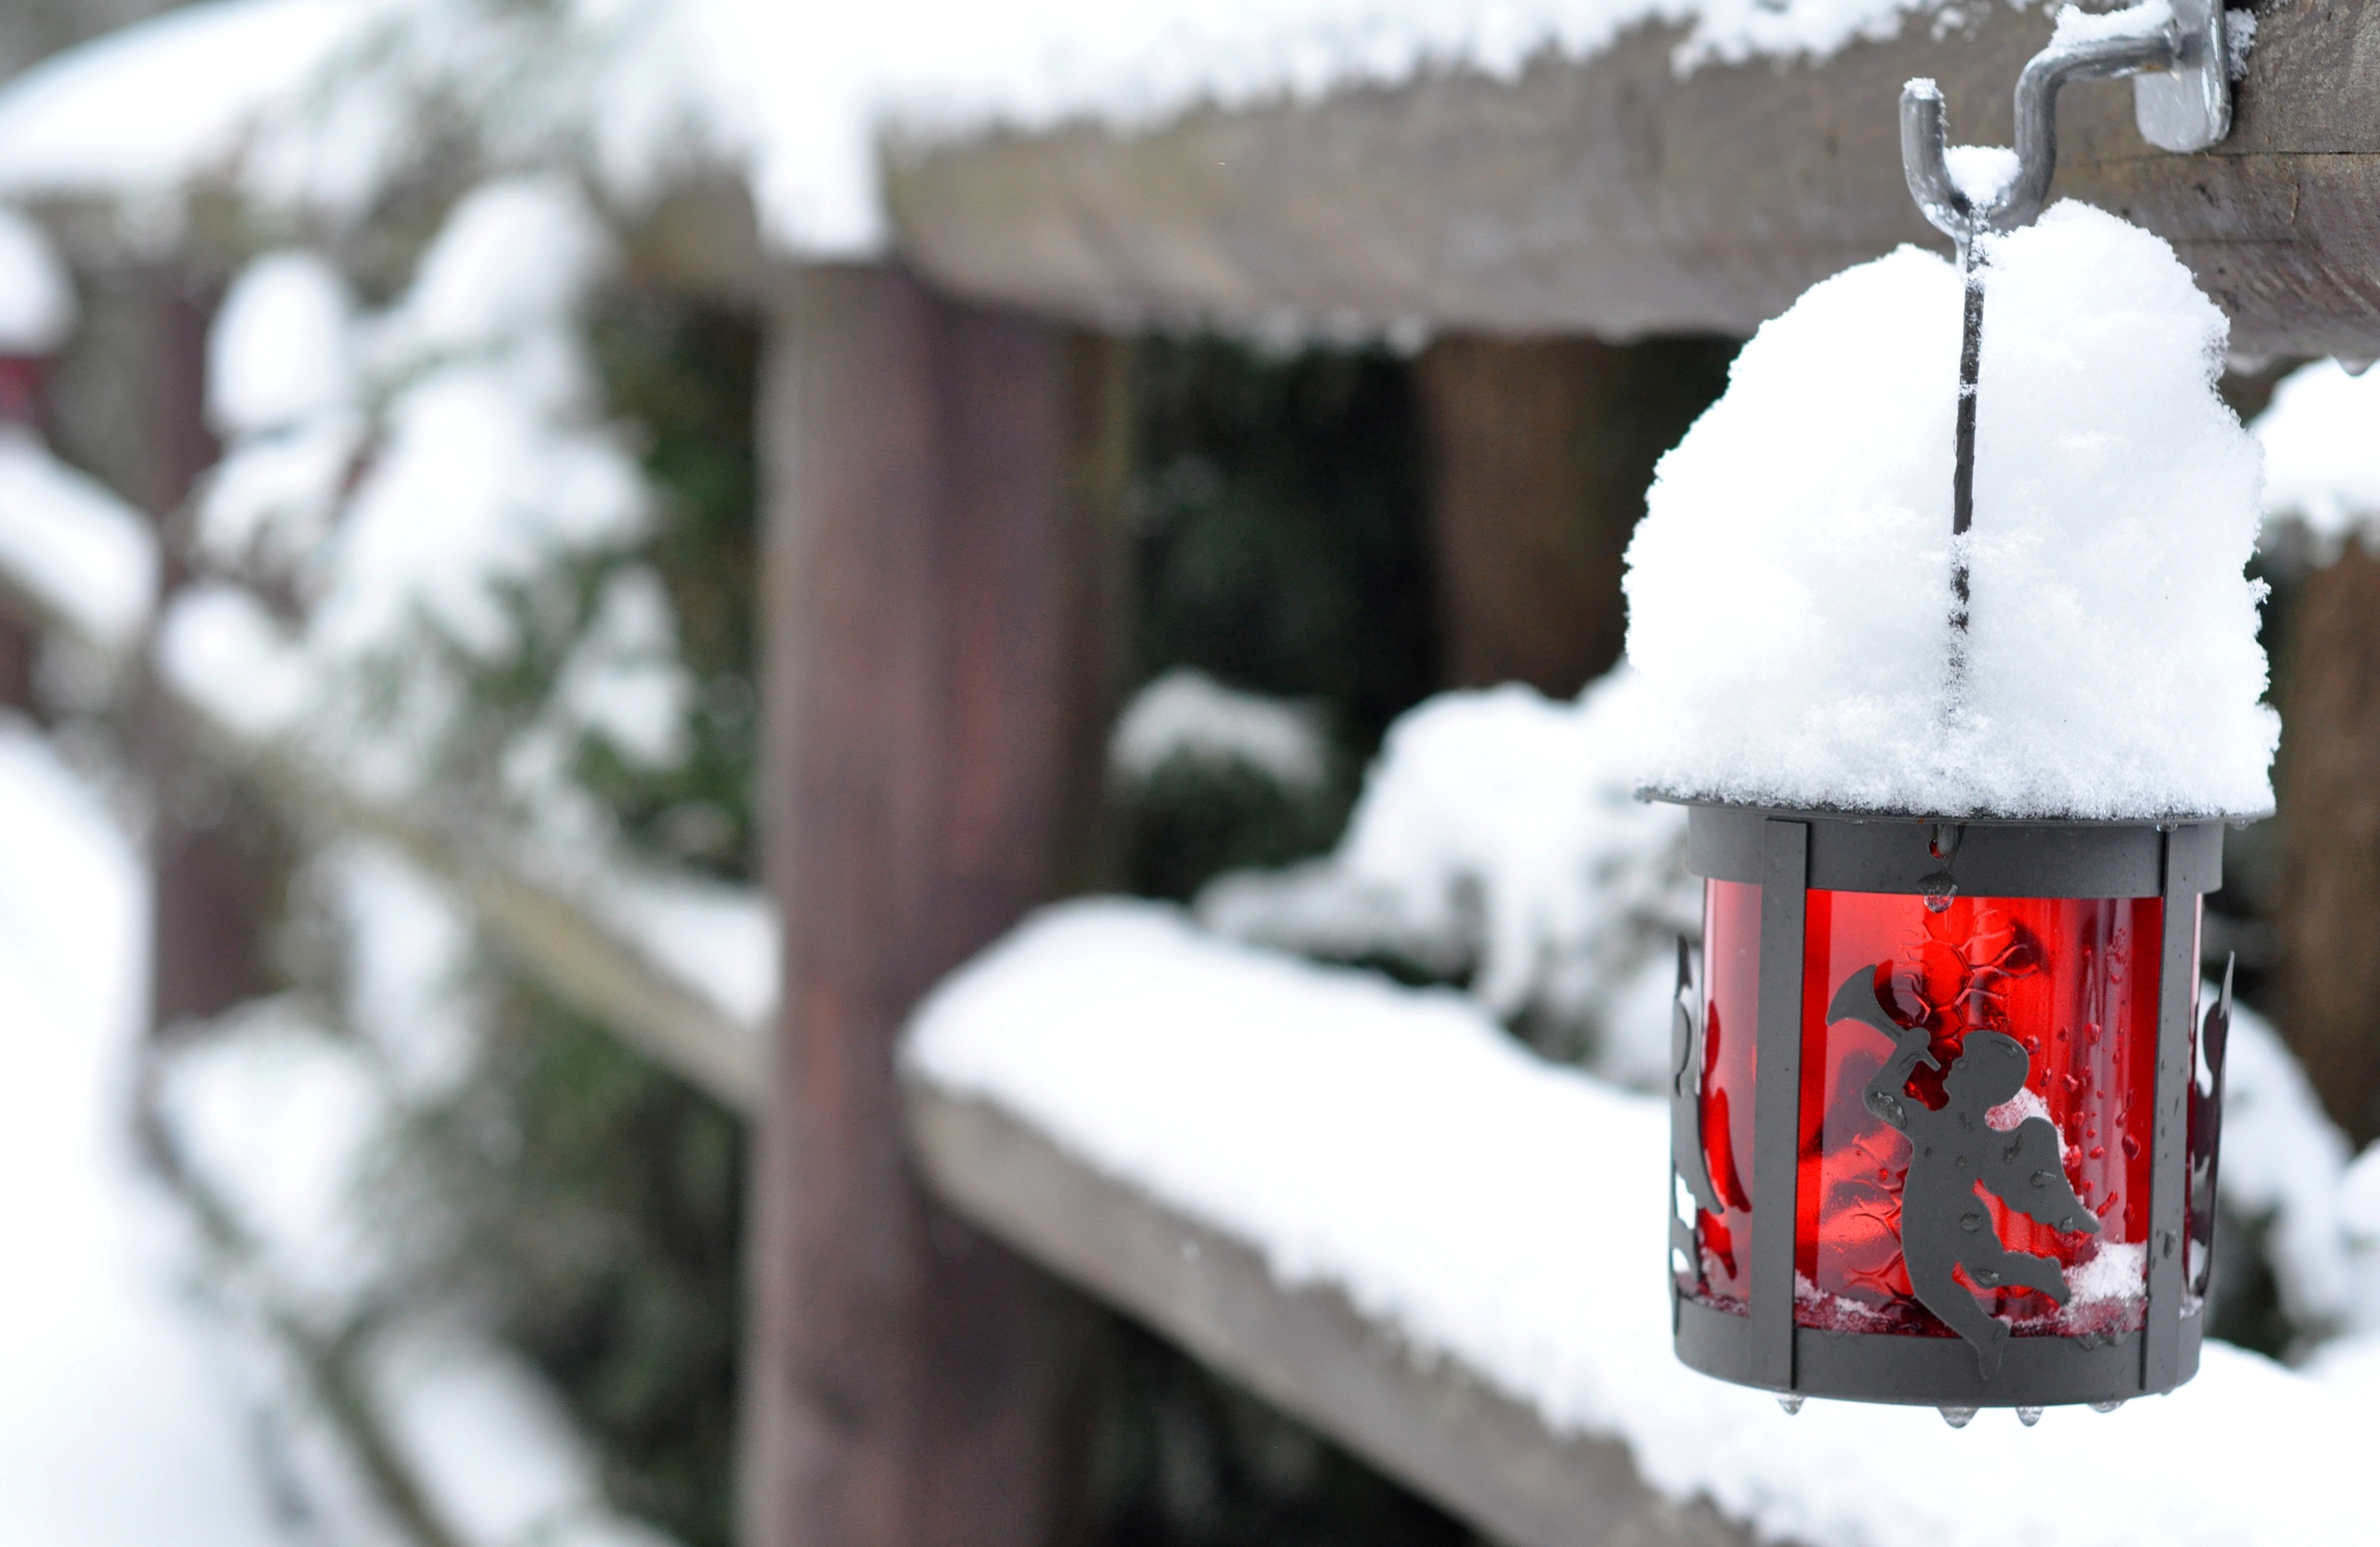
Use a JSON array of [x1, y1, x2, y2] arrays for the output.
[[1950, 240, 1984, 632]]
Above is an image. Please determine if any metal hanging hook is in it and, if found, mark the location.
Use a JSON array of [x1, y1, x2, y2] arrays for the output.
[[1896, 0, 2232, 671], [1900, 0, 2232, 247]]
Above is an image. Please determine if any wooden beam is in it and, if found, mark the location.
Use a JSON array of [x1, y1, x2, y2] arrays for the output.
[[742, 264, 1128, 1547], [907, 1083, 1758, 1547], [887, 0, 2380, 358], [1416, 334, 1733, 696]]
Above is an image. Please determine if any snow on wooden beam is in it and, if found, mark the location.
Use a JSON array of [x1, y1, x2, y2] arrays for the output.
[[907, 1082, 1755, 1547], [885, 2, 2380, 359]]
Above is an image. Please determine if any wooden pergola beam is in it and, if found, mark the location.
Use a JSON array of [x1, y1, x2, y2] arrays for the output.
[[886, 0, 2380, 359]]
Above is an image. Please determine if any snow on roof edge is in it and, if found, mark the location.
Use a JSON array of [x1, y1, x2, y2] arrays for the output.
[[0, 0, 2019, 260]]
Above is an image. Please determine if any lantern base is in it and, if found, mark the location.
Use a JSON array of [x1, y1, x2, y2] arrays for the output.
[[1676, 1251, 2204, 1410]]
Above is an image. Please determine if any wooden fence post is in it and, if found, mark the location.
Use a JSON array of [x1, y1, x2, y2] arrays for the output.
[[2276, 546, 2380, 1147], [128, 264, 286, 1035], [743, 262, 1125, 1547], [1414, 336, 1730, 697]]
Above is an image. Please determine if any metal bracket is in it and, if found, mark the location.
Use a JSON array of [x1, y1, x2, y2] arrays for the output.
[[2134, 0, 2233, 154], [1902, 0, 2233, 244]]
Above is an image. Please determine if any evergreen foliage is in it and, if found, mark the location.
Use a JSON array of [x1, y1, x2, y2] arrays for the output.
[[1120, 336, 1438, 903], [383, 288, 760, 1547]]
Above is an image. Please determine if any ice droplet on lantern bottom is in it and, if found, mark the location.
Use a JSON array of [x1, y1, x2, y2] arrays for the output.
[[2090, 1399, 2126, 1414], [1777, 1395, 1805, 1416], [2016, 1407, 2044, 1427], [1939, 1407, 1977, 1429]]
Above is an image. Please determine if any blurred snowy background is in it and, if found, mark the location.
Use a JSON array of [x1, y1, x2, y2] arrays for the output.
[[7, 3, 2380, 1546]]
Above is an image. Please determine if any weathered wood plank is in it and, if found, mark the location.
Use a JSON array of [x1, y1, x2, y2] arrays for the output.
[[1417, 334, 1733, 696], [741, 263, 1126, 1547], [2276, 544, 2380, 1146], [907, 1082, 1761, 1547], [888, 0, 2380, 358]]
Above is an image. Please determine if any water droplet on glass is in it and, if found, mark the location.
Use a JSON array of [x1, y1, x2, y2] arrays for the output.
[[1777, 1395, 1805, 1416], [2089, 1399, 2125, 1414], [1939, 1406, 1977, 1429], [2016, 1407, 2044, 1427], [2089, 1146, 2106, 1160], [2122, 1135, 2142, 1160]]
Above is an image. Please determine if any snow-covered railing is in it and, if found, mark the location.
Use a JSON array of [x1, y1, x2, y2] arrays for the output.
[[909, 1088, 1743, 1547], [905, 901, 1746, 1547], [259, 763, 771, 1112], [904, 901, 2380, 1547]]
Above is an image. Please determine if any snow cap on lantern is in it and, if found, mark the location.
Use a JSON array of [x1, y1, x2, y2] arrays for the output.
[[1623, 201, 2274, 821]]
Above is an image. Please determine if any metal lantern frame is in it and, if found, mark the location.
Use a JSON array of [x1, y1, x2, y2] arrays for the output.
[[1664, 803, 2232, 1410]]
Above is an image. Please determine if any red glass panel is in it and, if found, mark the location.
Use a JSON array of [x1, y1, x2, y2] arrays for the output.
[[1693, 879, 1761, 1307], [1690, 880, 2197, 1338], [1792, 890, 2175, 1338]]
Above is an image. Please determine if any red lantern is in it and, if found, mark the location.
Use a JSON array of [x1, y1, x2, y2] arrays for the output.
[[1668, 809, 2231, 1419]]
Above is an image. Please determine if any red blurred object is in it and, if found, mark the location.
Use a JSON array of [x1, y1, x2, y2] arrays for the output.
[[1690, 881, 2198, 1341], [0, 355, 46, 426]]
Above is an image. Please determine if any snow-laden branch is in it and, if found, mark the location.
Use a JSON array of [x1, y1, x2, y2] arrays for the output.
[[0, 430, 769, 1115], [239, 741, 771, 1113]]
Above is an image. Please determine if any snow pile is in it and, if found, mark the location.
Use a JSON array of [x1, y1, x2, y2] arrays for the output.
[[332, 842, 481, 1095], [907, 900, 2380, 1547], [0, 0, 372, 212], [2253, 359, 2380, 552], [0, 722, 288, 1545], [206, 248, 356, 436], [1110, 668, 1329, 792], [161, 174, 675, 833], [2, 0, 2019, 256], [2215, 997, 2380, 1336], [0, 425, 158, 651], [0, 719, 677, 1546], [155, 993, 684, 1547], [1624, 202, 2275, 819], [602, 869, 779, 1035], [0, 203, 74, 353], [0, 208, 156, 657], [1201, 671, 1692, 1085]]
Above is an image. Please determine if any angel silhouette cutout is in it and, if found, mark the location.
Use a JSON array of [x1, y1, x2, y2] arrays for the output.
[[1828, 964, 2100, 1376]]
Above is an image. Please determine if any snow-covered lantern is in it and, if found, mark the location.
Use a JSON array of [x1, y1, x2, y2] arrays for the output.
[[0, 206, 74, 425], [1635, 0, 2267, 1421]]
